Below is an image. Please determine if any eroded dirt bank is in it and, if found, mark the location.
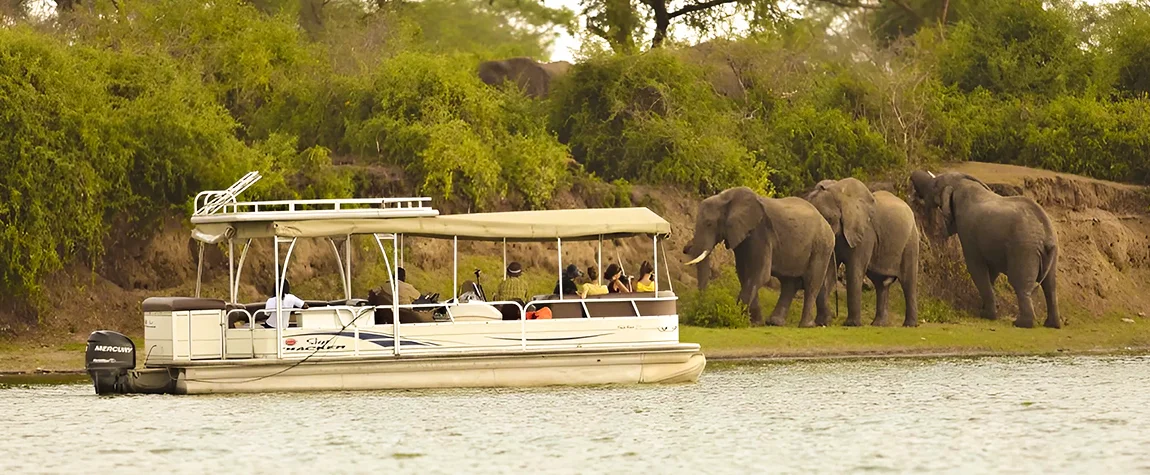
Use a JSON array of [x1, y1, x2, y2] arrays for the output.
[[1, 162, 1148, 347]]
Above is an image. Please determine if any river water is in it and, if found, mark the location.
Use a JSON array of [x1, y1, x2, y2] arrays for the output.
[[3, 356, 1149, 473]]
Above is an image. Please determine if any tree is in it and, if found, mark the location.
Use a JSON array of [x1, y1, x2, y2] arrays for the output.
[[578, 0, 941, 52]]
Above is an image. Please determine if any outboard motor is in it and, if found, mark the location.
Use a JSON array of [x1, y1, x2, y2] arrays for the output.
[[85, 330, 136, 395]]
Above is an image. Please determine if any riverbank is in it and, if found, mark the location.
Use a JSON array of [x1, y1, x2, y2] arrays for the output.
[[5, 318, 1148, 375]]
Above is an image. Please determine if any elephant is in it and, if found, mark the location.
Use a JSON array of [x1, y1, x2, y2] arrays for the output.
[[909, 171, 1060, 328], [477, 57, 572, 98], [683, 187, 836, 327], [805, 178, 920, 327]]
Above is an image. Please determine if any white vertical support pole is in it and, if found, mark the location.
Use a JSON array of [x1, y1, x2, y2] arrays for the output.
[[557, 238, 563, 300], [502, 238, 507, 279], [228, 239, 235, 303], [453, 236, 458, 304], [224, 238, 234, 360], [399, 234, 405, 268], [235, 239, 251, 305], [329, 238, 348, 301], [345, 235, 352, 301], [277, 237, 297, 360], [195, 242, 204, 298], [393, 234, 401, 356], [274, 237, 282, 359], [653, 234, 659, 294], [597, 235, 603, 285], [661, 237, 674, 293]]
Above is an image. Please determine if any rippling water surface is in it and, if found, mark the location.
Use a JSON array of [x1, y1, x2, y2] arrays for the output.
[[4, 356, 1150, 473]]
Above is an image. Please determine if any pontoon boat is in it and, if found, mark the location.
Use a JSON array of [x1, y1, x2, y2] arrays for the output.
[[84, 172, 705, 394]]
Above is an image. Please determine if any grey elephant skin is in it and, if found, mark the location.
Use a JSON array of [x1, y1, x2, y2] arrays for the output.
[[477, 57, 572, 98], [683, 187, 835, 327], [806, 178, 920, 327], [910, 171, 1060, 328]]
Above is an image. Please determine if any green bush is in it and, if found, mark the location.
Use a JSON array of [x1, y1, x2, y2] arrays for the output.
[[679, 272, 750, 328], [934, 0, 1093, 98], [550, 49, 772, 196], [741, 104, 903, 196], [343, 52, 569, 207], [0, 28, 272, 301]]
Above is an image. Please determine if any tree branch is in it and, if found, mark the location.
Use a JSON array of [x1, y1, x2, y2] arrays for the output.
[[887, 0, 920, 20], [668, 0, 738, 20], [809, 0, 884, 11]]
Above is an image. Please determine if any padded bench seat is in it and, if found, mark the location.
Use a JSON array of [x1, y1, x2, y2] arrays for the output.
[[143, 297, 227, 312], [537, 291, 677, 319]]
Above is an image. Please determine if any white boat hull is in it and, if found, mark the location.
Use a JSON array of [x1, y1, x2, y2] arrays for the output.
[[119, 344, 705, 395]]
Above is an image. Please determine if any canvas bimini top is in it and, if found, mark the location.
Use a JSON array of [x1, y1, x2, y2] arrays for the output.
[[191, 207, 672, 243]]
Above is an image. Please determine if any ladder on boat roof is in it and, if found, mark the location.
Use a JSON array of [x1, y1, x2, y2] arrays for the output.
[[192, 171, 438, 222], [195, 171, 262, 216]]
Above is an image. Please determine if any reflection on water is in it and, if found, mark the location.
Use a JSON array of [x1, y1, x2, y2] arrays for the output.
[[4, 356, 1150, 473]]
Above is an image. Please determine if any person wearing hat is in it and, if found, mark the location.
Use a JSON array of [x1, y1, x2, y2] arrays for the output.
[[494, 261, 530, 304], [553, 264, 582, 295]]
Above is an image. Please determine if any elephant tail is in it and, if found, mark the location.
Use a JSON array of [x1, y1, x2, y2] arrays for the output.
[[1037, 241, 1057, 284]]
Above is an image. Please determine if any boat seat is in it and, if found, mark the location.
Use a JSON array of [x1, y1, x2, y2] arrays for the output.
[[227, 309, 303, 328], [538, 291, 677, 319], [143, 297, 227, 312]]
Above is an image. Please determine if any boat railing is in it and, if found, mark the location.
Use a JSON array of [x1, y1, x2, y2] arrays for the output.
[[192, 170, 436, 219], [526, 295, 678, 319], [194, 196, 436, 217], [395, 300, 527, 322]]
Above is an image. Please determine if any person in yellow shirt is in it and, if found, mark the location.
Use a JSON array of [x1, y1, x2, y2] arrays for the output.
[[634, 260, 656, 293], [580, 266, 609, 298]]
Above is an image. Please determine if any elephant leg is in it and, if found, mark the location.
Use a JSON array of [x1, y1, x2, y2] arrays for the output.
[[815, 262, 837, 326], [798, 274, 823, 329], [967, 260, 998, 321], [1009, 281, 1037, 328], [739, 279, 763, 326], [843, 260, 865, 327], [900, 243, 920, 327], [1007, 262, 1040, 329], [870, 274, 893, 326], [769, 278, 799, 326], [1041, 254, 1061, 329]]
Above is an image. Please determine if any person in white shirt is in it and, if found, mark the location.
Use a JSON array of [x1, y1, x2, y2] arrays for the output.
[[264, 279, 307, 328]]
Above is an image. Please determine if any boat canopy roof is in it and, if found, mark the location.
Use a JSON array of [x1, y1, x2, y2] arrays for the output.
[[191, 207, 672, 243]]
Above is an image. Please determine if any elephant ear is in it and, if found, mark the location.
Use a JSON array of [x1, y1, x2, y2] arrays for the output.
[[940, 185, 957, 235], [721, 189, 764, 250], [840, 189, 874, 249]]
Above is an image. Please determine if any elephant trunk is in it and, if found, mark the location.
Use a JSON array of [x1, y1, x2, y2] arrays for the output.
[[909, 170, 936, 203], [683, 238, 715, 290], [695, 254, 713, 290]]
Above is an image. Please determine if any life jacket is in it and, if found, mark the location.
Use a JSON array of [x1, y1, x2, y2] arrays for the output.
[[525, 307, 553, 320]]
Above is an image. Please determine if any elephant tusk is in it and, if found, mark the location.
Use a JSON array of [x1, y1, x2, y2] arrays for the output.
[[928, 171, 936, 178], [685, 250, 709, 266]]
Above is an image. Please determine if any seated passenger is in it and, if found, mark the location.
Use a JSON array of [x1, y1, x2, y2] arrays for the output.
[[264, 279, 307, 328], [382, 267, 421, 305], [605, 264, 631, 294], [580, 266, 608, 298], [553, 264, 582, 295], [494, 262, 530, 303], [634, 260, 656, 292]]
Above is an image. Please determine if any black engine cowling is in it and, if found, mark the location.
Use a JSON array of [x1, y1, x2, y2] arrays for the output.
[[85, 330, 136, 395]]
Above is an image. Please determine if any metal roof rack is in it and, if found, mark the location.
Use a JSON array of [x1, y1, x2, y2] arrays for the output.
[[190, 172, 438, 224]]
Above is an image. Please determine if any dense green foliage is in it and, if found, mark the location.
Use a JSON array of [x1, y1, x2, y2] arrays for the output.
[[551, 50, 772, 195], [2, 0, 1150, 305], [678, 272, 750, 328]]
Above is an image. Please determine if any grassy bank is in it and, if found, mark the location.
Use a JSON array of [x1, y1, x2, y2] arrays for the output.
[[3, 320, 1148, 375], [685, 320, 1150, 359]]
